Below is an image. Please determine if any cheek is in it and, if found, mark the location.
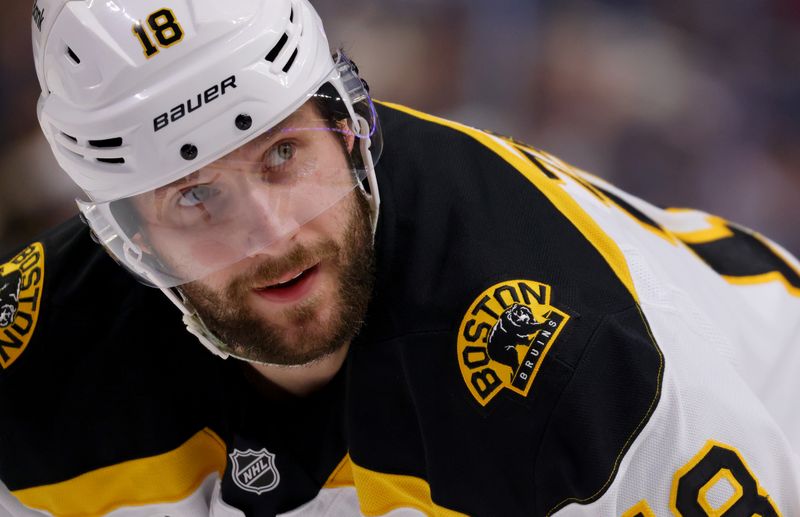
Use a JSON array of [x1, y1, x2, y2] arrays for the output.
[[145, 227, 246, 281], [318, 205, 357, 248], [188, 238, 244, 269]]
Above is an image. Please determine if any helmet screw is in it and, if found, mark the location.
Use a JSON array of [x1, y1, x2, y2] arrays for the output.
[[235, 114, 253, 131], [181, 144, 198, 161]]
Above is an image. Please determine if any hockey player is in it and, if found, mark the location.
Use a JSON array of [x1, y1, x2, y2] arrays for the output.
[[1, 0, 798, 515]]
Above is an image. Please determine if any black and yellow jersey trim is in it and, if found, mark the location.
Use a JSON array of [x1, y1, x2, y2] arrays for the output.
[[378, 102, 639, 303], [666, 209, 800, 296], [324, 455, 467, 516], [12, 428, 225, 517]]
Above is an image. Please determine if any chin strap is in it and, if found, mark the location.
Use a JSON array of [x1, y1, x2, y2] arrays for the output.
[[159, 285, 301, 367], [182, 312, 232, 360], [354, 114, 380, 236], [158, 286, 231, 359], [362, 134, 381, 236]]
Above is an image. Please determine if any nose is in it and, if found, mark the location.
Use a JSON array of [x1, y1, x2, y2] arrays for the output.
[[240, 183, 300, 255]]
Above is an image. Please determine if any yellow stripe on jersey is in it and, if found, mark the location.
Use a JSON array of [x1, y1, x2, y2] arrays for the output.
[[621, 499, 657, 517], [324, 454, 467, 515], [324, 454, 466, 515], [669, 211, 800, 297], [324, 454, 355, 488], [379, 102, 639, 302], [350, 460, 468, 517], [12, 428, 226, 517], [669, 214, 735, 244], [723, 271, 800, 297]]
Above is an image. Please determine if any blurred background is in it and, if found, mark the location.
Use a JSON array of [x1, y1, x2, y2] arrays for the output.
[[2, 0, 799, 255]]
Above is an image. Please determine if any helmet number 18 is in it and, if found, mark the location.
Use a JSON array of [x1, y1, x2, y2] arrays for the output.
[[132, 8, 185, 59]]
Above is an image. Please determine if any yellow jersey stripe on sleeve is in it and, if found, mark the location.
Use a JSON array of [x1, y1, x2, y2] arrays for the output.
[[324, 454, 468, 516], [12, 428, 226, 517]]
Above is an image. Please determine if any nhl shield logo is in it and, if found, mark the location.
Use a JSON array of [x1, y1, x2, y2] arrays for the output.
[[229, 448, 280, 495]]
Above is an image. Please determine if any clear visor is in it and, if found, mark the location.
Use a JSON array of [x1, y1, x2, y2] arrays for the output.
[[79, 60, 381, 287]]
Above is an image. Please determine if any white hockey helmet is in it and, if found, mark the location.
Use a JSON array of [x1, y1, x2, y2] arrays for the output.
[[33, 0, 381, 288]]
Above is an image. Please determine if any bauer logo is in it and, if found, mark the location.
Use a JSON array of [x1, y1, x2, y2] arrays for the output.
[[153, 76, 238, 132], [0, 243, 44, 369], [229, 448, 280, 495], [457, 280, 569, 406]]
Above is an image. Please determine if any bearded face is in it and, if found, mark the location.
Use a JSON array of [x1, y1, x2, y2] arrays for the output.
[[179, 189, 375, 366], [131, 100, 376, 366]]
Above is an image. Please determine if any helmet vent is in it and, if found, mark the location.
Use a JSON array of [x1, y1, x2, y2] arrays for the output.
[[265, 33, 288, 63], [66, 47, 81, 65], [264, 2, 301, 74], [89, 137, 123, 148], [283, 49, 298, 73], [54, 129, 128, 166], [89, 137, 126, 164]]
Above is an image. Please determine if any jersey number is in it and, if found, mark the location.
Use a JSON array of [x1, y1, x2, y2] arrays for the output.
[[133, 8, 184, 58], [671, 441, 780, 516], [622, 441, 781, 517]]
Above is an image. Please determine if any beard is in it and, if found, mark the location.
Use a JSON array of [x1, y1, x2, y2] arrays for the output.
[[179, 192, 375, 366]]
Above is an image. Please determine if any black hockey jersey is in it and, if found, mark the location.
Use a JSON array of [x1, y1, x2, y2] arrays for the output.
[[0, 103, 797, 516]]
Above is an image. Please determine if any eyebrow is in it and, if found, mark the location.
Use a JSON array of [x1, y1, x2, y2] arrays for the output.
[[153, 170, 202, 198], [260, 109, 311, 139], [151, 106, 314, 199]]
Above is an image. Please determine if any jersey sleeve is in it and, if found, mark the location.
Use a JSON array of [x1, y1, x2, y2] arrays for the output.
[[527, 155, 800, 515], [572, 169, 800, 444]]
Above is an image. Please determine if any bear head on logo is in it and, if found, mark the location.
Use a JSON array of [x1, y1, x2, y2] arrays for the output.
[[486, 303, 541, 376], [0, 269, 22, 328]]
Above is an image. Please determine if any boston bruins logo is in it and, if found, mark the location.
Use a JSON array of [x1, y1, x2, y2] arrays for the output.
[[0, 243, 44, 369], [457, 279, 569, 406]]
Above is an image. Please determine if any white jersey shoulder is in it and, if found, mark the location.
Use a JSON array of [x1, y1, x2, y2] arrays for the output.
[[528, 150, 800, 515]]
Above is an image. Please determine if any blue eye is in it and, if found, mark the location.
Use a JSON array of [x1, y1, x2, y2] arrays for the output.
[[177, 184, 219, 207]]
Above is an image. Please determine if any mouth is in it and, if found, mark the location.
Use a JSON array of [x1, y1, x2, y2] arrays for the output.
[[253, 264, 321, 303]]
